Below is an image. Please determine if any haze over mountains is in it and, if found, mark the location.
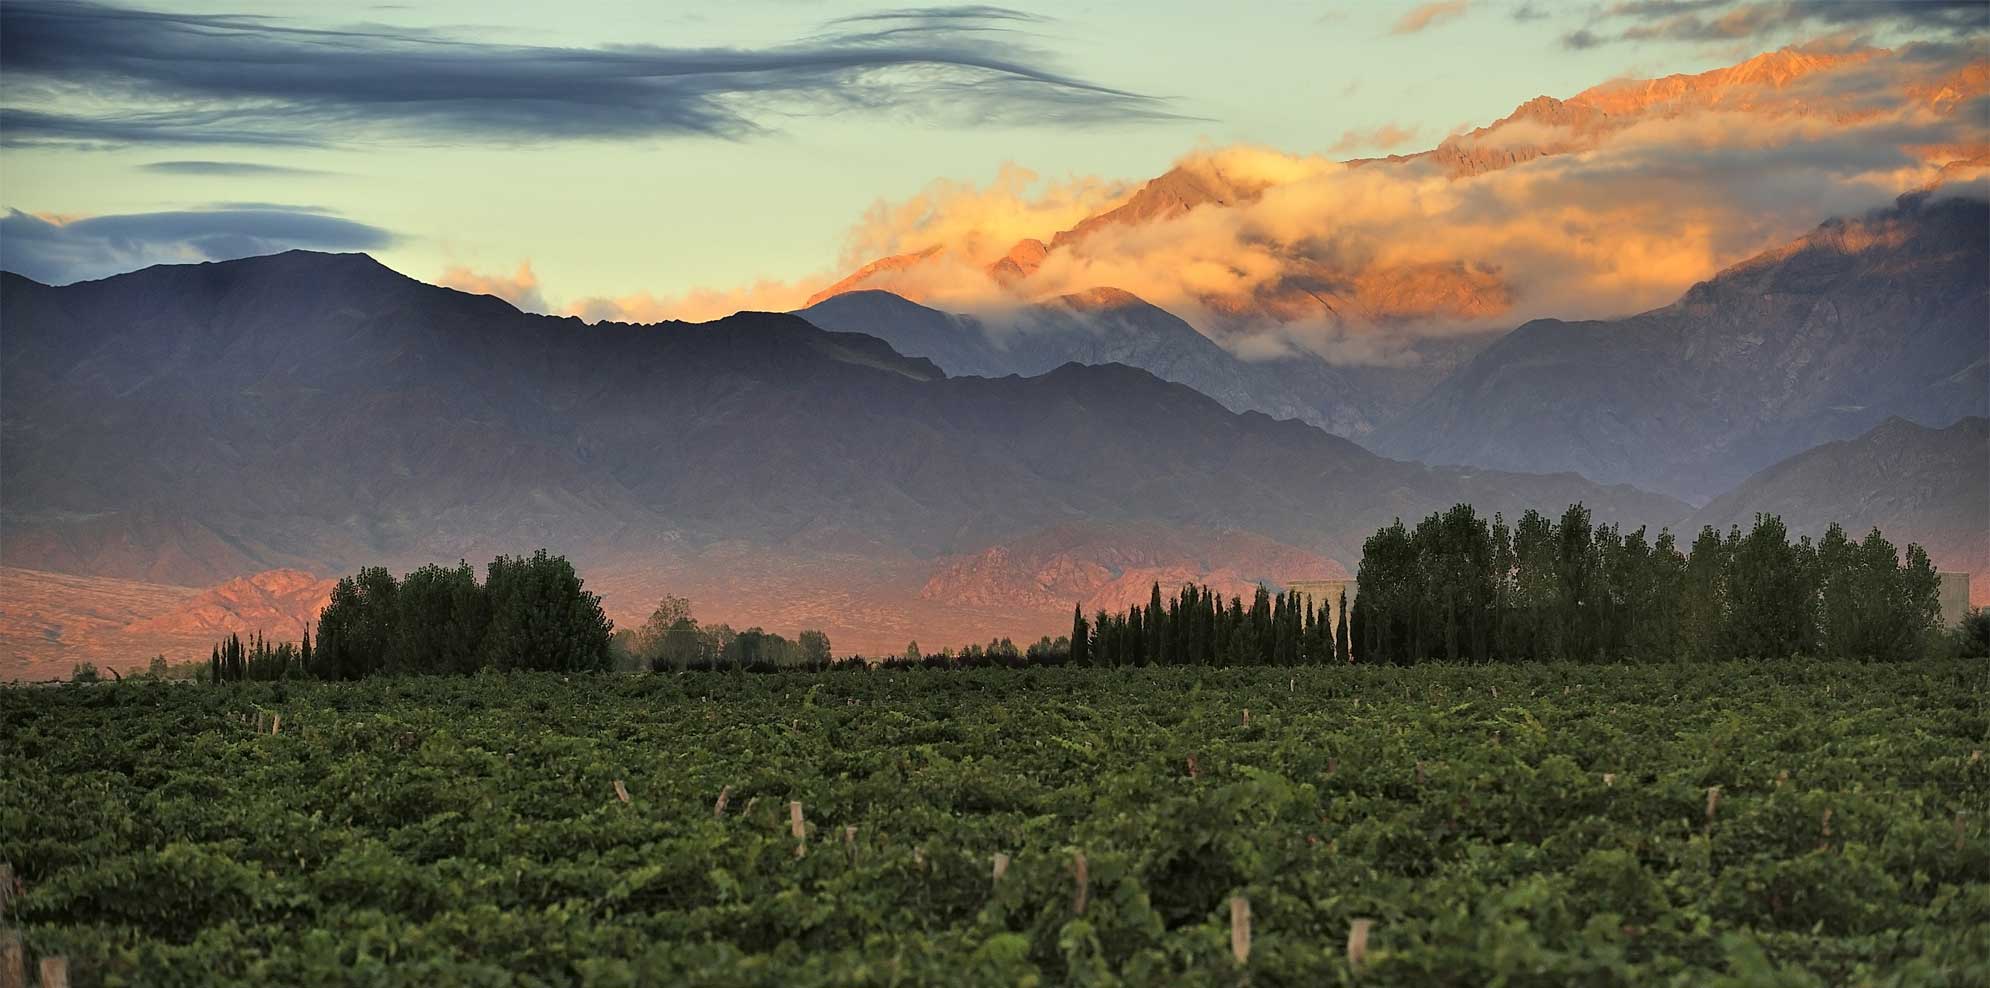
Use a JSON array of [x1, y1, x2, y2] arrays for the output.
[[795, 289, 1482, 437], [1, 251, 1686, 676]]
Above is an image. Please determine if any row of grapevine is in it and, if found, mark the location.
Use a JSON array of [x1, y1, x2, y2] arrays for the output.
[[4, 661, 1987, 985]]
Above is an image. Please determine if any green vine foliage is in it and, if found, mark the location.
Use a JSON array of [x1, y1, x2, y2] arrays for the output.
[[4, 661, 1987, 986]]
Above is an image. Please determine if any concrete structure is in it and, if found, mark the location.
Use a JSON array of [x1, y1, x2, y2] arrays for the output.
[[1938, 571, 1971, 629], [1287, 579, 1357, 627]]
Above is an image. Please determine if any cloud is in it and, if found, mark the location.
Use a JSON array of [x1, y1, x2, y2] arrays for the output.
[[141, 160, 329, 177], [0, 206, 393, 284], [1392, 1, 1471, 35], [782, 45, 1987, 364], [840, 163, 1131, 270], [0, 1, 1177, 148], [565, 278, 829, 325], [432, 259, 827, 323], [1328, 124, 1423, 154], [1565, 0, 1988, 49], [436, 261, 547, 313]]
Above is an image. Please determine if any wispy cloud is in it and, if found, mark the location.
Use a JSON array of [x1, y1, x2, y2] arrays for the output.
[[0, 1, 1179, 149], [1563, 0, 1986, 49], [0, 206, 394, 284], [141, 160, 330, 177], [1328, 123, 1423, 154], [1392, 1, 1471, 35], [436, 261, 547, 313]]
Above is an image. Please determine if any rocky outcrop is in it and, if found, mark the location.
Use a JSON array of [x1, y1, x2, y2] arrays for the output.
[[125, 569, 336, 639]]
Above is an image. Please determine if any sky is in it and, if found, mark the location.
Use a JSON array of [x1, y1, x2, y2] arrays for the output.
[[1, 0, 1985, 318]]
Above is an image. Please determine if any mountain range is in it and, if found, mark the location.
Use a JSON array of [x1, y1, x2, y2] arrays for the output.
[[0, 251, 1685, 676]]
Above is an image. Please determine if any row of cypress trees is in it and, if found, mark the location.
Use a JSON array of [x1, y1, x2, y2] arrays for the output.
[[208, 631, 311, 682], [1069, 581, 1351, 667]]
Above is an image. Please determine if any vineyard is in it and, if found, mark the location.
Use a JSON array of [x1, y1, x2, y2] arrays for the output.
[[4, 661, 1988, 986]]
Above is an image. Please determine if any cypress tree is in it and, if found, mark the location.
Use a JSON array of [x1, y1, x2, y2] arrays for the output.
[[1335, 589, 1351, 664], [1070, 605, 1089, 666]]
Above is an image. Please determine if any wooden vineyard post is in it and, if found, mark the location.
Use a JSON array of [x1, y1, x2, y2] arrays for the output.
[[1818, 808, 1833, 851], [790, 802, 806, 858], [1071, 851, 1088, 915], [36, 958, 65, 988], [713, 786, 731, 818], [991, 852, 1009, 884], [1347, 918, 1373, 970], [1230, 896, 1251, 965], [1602, 773, 1616, 787], [843, 825, 858, 860], [1, 930, 22, 988], [1705, 786, 1722, 833], [270, 713, 281, 736], [612, 780, 630, 804], [1186, 754, 1199, 778]]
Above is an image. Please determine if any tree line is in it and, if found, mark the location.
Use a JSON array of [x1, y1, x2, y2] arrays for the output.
[[1352, 504, 1950, 664], [197, 511, 1982, 683], [613, 594, 833, 672], [208, 550, 614, 682], [1065, 581, 1350, 668]]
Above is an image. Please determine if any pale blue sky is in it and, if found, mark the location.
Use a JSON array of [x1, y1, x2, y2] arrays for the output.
[[2, 0, 1976, 306]]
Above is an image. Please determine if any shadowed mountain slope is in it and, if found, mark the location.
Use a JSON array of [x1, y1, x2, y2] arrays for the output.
[[1689, 416, 1989, 604], [1369, 192, 1989, 501]]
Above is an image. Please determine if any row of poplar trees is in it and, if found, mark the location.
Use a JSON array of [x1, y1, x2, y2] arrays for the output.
[[1353, 503, 1944, 663], [211, 550, 614, 681], [1069, 581, 1352, 667], [1066, 505, 1944, 667]]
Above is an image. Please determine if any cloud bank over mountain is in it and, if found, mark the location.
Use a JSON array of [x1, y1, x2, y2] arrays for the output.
[[480, 44, 1985, 363]]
